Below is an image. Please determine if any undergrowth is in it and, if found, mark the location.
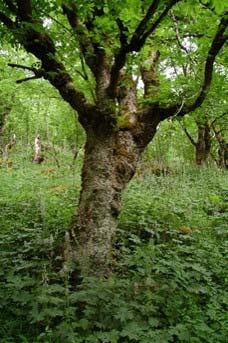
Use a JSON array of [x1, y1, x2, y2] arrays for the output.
[[0, 162, 227, 342]]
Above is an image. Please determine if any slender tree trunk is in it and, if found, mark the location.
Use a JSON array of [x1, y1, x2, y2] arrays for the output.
[[195, 122, 211, 166], [214, 131, 228, 169], [0, 109, 11, 152], [71, 128, 140, 275], [182, 120, 211, 166]]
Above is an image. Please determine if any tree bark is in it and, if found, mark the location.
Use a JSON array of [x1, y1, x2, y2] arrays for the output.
[[71, 128, 140, 275], [214, 130, 228, 169], [218, 142, 228, 169], [195, 122, 211, 166], [141, 51, 160, 98]]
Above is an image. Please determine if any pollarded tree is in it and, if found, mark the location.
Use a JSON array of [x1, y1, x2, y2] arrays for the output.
[[0, 0, 227, 276]]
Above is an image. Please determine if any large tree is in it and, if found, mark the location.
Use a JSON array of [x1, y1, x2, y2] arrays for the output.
[[0, 0, 227, 276]]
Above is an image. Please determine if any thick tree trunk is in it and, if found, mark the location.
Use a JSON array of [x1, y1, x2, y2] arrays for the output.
[[71, 129, 140, 276], [195, 122, 211, 166]]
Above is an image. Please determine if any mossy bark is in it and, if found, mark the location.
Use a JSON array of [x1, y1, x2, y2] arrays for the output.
[[71, 128, 140, 276]]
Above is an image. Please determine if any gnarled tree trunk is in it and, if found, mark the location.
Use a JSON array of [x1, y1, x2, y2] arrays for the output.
[[71, 129, 140, 275]]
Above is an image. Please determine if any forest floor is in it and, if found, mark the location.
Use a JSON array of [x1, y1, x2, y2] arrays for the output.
[[0, 158, 227, 342]]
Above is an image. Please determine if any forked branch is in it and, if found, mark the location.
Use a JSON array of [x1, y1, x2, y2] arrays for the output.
[[108, 0, 180, 97], [8, 63, 45, 83]]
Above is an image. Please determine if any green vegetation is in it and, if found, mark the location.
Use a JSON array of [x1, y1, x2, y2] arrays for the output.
[[0, 0, 228, 341], [0, 160, 227, 342]]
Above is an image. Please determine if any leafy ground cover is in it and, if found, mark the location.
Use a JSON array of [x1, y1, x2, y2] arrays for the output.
[[0, 161, 227, 342]]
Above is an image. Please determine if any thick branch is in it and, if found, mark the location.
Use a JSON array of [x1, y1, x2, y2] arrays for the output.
[[1, 2, 92, 118], [141, 50, 160, 97], [130, 0, 180, 51], [62, 3, 97, 75], [62, 2, 111, 103], [107, 0, 180, 98], [185, 15, 228, 113], [130, 0, 161, 48], [16, 0, 32, 21], [0, 11, 14, 28], [106, 46, 127, 98], [116, 18, 128, 47], [117, 72, 137, 115]]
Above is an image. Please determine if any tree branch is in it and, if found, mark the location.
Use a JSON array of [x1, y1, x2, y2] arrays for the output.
[[116, 18, 128, 47], [210, 112, 227, 126], [16, 0, 32, 21], [130, 0, 180, 51], [181, 125, 197, 146], [1, 1, 92, 118], [16, 76, 41, 83], [160, 12, 228, 120], [62, 3, 97, 76], [8, 63, 39, 72], [129, 0, 161, 49], [184, 14, 228, 113], [8, 63, 45, 83], [141, 50, 160, 97], [107, 0, 180, 98], [170, 11, 195, 68], [0, 11, 14, 28]]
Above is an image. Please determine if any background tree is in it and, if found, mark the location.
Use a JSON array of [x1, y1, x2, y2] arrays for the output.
[[181, 115, 211, 166], [212, 113, 228, 168], [179, 72, 228, 166], [0, 0, 227, 276]]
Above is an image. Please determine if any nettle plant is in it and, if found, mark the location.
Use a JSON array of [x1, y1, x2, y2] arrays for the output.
[[0, 0, 227, 277]]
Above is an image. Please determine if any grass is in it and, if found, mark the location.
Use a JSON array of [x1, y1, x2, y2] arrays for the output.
[[0, 157, 227, 342]]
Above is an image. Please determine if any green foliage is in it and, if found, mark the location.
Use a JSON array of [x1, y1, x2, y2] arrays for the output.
[[0, 163, 227, 342], [0, 0, 228, 341]]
